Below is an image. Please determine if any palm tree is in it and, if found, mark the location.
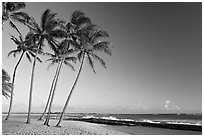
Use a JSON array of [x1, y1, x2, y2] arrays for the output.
[[2, 69, 13, 99], [43, 39, 77, 126], [56, 25, 112, 127], [2, 2, 30, 35], [5, 32, 42, 121], [25, 9, 66, 124], [38, 10, 91, 122]]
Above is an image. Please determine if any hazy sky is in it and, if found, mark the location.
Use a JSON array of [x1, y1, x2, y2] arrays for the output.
[[2, 2, 202, 114]]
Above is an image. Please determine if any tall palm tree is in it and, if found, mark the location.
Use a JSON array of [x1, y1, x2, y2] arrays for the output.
[[2, 2, 30, 35], [25, 9, 66, 124], [5, 32, 42, 121], [38, 10, 91, 122], [2, 69, 13, 99], [56, 25, 112, 127], [43, 39, 77, 126]]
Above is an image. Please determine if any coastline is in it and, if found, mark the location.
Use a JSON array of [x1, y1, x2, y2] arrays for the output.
[[2, 117, 128, 135], [2, 115, 202, 135]]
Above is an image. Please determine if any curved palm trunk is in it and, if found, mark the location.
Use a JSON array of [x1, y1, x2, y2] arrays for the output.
[[26, 52, 38, 124], [56, 53, 85, 127], [26, 40, 41, 124], [38, 62, 60, 121], [5, 52, 25, 120], [44, 58, 64, 126]]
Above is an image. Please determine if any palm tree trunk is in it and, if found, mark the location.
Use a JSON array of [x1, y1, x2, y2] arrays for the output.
[[26, 38, 41, 124], [38, 61, 60, 121], [26, 51, 38, 124], [44, 58, 64, 126], [5, 52, 25, 120], [56, 53, 85, 127]]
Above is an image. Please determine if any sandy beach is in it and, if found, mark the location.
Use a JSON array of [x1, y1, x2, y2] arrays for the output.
[[2, 117, 128, 135], [2, 115, 202, 135]]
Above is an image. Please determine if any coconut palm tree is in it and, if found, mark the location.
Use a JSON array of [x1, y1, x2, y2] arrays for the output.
[[2, 69, 13, 99], [56, 25, 112, 127], [43, 39, 77, 126], [5, 32, 42, 121], [25, 9, 66, 124], [38, 10, 91, 122], [2, 2, 30, 35]]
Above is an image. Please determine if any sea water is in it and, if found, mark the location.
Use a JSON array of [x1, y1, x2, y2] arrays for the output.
[[69, 113, 202, 126]]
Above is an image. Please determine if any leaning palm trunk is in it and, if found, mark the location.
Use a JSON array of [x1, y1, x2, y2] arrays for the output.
[[26, 51, 37, 124], [26, 41, 41, 124], [5, 52, 25, 120], [44, 58, 64, 126], [56, 53, 85, 127], [38, 61, 61, 121]]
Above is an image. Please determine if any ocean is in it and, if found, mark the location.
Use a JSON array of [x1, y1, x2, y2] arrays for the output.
[[64, 113, 202, 126]]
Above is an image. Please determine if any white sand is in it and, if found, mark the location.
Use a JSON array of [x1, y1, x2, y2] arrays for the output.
[[2, 118, 129, 135]]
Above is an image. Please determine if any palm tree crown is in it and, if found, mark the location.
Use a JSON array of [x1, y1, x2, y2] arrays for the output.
[[8, 32, 42, 63], [2, 69, 13, 98], [46, 39, 77, 70], [74, 25, 112, 73], [2, 2, 30, 35], [27, 9, 66, 51]]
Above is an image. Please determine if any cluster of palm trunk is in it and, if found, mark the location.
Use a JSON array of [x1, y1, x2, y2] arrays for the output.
[[3, 2, 112, 127]]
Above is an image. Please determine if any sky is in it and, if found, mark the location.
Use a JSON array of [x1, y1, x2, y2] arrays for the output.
[[2, 2, 202, 114]]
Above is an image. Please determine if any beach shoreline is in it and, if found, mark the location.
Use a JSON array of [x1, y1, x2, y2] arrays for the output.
[[2, 117, 128, 135], [2, 115, 202, 135]]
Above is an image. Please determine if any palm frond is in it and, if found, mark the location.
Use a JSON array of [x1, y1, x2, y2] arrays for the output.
[[73, 16, 91, 27], [2, 89, 11, 99], [2, 68, 13, 98], [28, 51, 42, 63], [46, 57, 55, 63], [70, 39, 81, 50], [10, 34, 21, 45], [47, 60, 59, 70], [87, 54, 96, 74], [92, 41, 112, 56], [19, 34, 23, 42], [90, 53, 106, 68], [26, 17, 41, 33], [77, 51, 83, 62], [76, 24, 97, 35], [59, 39, 70, 54], [9, 2, 25, 12], [70, 10, 85, 24], [44, 52, 56, 58], [64, 60, 75, 71], [41, 9, 51, 31], [46, 36, 59, 53], [46, 12, 57, 24], [3, 82, 13, 89], [10, 14, 28, 25], [49, 29, 67, 38], [91, 30, 109, 43], [2, 69, 11, 82], [63, 48, 77, 57], [9, 20, 21, 35], [11, 12, 30, 22], [25, 52, 32, 63], [36, 56, 43, 63], [65, 56, 77, 63], [59, 23, 68, 32], [45, 20, 60, 32], [8, 49, 21, 57]]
